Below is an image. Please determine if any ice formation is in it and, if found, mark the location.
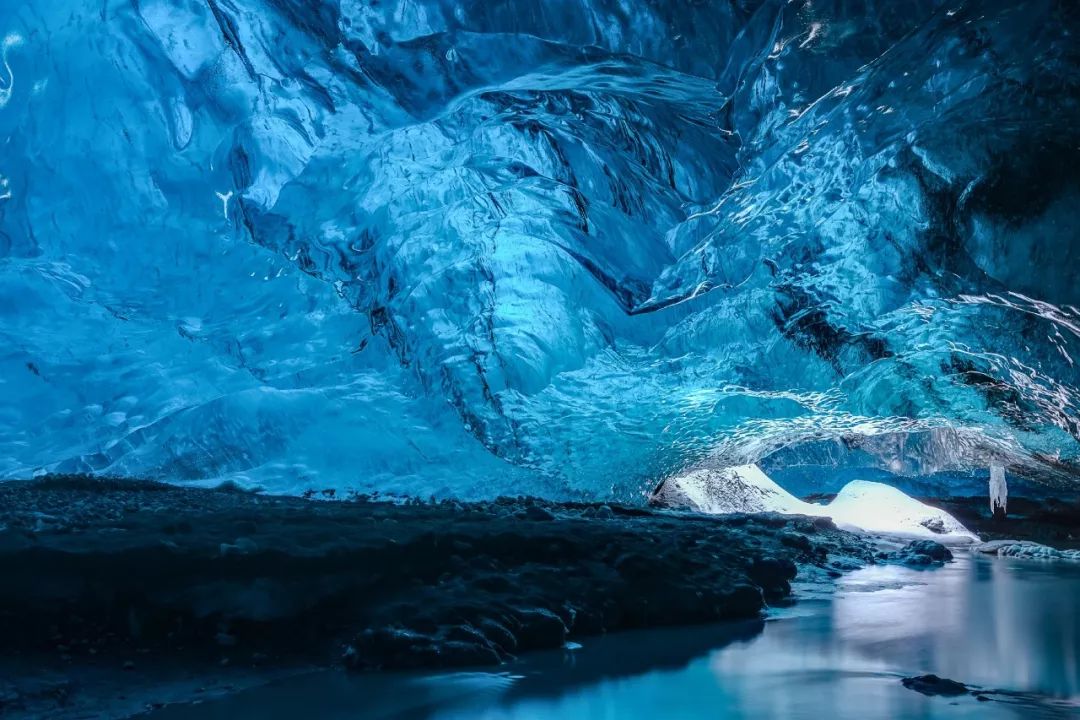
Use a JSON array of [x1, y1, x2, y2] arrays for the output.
[[989, 465, 1008, 520], [655, 465, 979, 543], [974, 540, 1080, 562], [1, 1, 1079, 498], [650, 464, 816, 516], [825, 481, 977, 542]]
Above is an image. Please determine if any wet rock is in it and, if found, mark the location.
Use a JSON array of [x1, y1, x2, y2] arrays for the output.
[[567, 606, 605, 635], [920, 517, 946, 534], [747, 556, 797, 599], [0, 477, 875, 676], [912, 541, 952, 562], [517, 506, 556, 521], [780, 532, 812, 552], [754, 514, 789, 529], [901, 674, 970, 697], [438, 640, 502, 667], [451, 539, 473, 553], [0, 683, 19, 710], [513, 608, 567, 651], [351, 622, 511, 671], [830, 555, 868, 572], [614, 550, 655, 578], [721, 584, 764, 617], [214, 632, 237, 647], [0, 676, 72, 713], [476, 618, 517, 654], [443, 623, 489, 646], [973, 540, 1080, 561], [886, 540, 953, 567], [218, 537, 259, 557], [350, 627, 435, 670], [474, 574, 515, 593]]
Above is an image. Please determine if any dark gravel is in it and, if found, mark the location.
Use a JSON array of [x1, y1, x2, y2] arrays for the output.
[[0, 475, 877, 716]]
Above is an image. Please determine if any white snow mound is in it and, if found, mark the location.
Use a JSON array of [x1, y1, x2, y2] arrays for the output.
[[654, 464, 978, 543]]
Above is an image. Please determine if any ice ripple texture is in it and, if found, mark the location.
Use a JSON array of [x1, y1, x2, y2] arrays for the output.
[[1, 0, 1079, 499]]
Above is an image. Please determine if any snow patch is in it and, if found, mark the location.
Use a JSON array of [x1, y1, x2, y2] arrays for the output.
[[825, 480, 977, 543], [654, 464, 978, 543], [650, 464, 817, 515]]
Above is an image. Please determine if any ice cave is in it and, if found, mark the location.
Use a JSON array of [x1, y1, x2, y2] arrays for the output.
[[1, 0, 1079, 718]]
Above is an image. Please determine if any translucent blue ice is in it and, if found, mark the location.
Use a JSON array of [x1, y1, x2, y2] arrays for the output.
[[1, 0, 1078, 498]]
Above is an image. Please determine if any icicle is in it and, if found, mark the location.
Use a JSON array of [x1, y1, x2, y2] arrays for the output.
[[989, 465, 1008, 521]]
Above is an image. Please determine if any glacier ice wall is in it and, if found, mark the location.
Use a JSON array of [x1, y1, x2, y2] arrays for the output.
[[1, 0, 1079, 498]]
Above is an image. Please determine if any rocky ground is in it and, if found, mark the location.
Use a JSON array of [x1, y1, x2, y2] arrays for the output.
[[0, 475, 884, 718], [933, 496, 1080, 549]]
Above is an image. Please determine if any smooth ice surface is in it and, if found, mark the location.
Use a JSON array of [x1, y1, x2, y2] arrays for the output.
[[656, 465, 978, 541], [2, 1, 1080, 498]]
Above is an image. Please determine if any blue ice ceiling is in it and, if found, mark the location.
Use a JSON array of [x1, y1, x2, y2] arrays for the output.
[[1, 0, 1079, 499]]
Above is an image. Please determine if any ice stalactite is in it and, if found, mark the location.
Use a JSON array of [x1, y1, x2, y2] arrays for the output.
[[990, 465, 1009, 521]]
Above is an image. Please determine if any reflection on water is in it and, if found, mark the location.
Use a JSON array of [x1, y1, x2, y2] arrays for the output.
[[698, 557, 1080, 719], [153, 555, 1080, 720], [826, 557, 1080, 698]]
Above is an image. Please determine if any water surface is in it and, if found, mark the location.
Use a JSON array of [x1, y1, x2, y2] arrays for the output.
[[154, 553, 1080, 719]]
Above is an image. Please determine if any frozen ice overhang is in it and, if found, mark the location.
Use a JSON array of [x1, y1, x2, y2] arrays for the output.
[[0, 0, 1079, 499]]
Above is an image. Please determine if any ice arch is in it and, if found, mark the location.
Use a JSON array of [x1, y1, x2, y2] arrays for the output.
[[0, 0, 1078, 499]]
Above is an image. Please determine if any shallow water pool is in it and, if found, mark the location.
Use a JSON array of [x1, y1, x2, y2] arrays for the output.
[[153, 553, 1080, 719]]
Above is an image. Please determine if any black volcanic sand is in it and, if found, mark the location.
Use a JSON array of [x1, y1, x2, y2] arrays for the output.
[[0, 476, 877, 717]]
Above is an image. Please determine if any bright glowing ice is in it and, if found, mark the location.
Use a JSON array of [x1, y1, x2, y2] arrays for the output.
[[825, 481, 978, 543], [650, 465, 819, 516], [989, 464, 1008, 519], [656, 465, 979, 542], [1, 1, 1078, 498]]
